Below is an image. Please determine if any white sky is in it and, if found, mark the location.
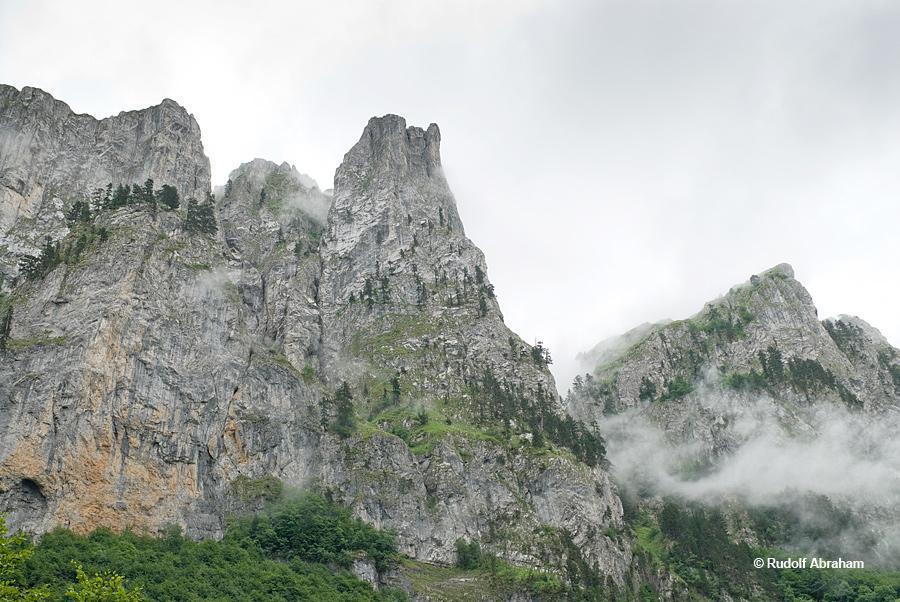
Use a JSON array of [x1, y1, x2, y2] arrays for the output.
[[2, 0, 898, 391]]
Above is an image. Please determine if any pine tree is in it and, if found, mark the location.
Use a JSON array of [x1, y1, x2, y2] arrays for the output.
[[363, 278, 374, 309], [185, 198, 217, 234], [111, 184, 129, 208], [0, 302, 11, 352], [158, 184, 179, 210], [90, 188, 105, 213], [143, 178, 155, 202], [199, 196, 217, 233], [66, 200, 91, 225], [332, 382, 355, 437], [390, 375, 401, 404]]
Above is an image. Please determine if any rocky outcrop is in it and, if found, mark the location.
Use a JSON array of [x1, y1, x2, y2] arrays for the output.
[[568, 263, 900, 583], [8, 85, 897, 598], [0, 89, 631, 590], [0, 204, 327, 537], [569, 264, 899, 422], [319, 115, 559, 413], [314, 115, 625, 577], [0, 84, 210, 278]]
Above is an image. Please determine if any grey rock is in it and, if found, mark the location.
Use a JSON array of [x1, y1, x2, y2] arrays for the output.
[[0, 90, 632, 589], [568, 263, 900, 437], [0, 84, 210, 278]]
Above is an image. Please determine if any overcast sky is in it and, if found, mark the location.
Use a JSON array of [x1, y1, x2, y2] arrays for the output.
[[2, 0, 898, 391]]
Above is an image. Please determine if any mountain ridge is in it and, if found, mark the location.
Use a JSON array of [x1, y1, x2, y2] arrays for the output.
[[2, 84, 898, 600], [0, 86, 630, 594], [569, 261, 899, 421]]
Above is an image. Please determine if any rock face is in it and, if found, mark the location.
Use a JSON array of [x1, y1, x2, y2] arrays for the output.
[[568, 263, 899, 440], [319, 115, 557, 412], [0, 88, 630, 591], [567, 263, 900, 581], [0, 84, 210, 277], [312, 118, 626, 576], [6, 85, 897, 598]]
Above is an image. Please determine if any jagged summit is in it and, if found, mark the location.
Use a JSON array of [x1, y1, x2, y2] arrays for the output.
[[568, 262, 900, 423], [0, 93, 625, 586], [218, 157, 331, 263], [763, 262, 794, 279], [226, 158, 321, 194], [827, 314, 892, 347], [576, 264, 804, 378], [151, 97, 188, 112], [321, 114, 474, 308], [345, 114, 442, 180], [0, 84, 80, 117], [0, 84, 194, 121], [0, 84, 210, 199], [0, 83, 211, 279], [718, 262, 805, 304]]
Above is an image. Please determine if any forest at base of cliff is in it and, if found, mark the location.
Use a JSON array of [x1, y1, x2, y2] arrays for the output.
[[4, 491, 900, 602]]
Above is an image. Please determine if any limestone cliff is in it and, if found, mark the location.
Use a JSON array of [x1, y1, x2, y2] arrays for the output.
[[0, 87, 631, 592], [568, 263, 900, 443], [0, 84, 210, 279], [567, 263, 900, 571]]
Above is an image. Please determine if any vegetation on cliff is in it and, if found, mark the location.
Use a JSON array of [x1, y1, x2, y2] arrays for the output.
[[16, 179, 218, 282], [623, 494, 900, 601], [10, 494, 405, 601]]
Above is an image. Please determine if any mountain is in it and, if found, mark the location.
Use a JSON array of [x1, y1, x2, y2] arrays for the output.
[[568, 263, 900, 577], [0, 86, 629, 597], [567, 263, 899, 448], [2, 84, 897, 601], [0, 85, 210, 280]]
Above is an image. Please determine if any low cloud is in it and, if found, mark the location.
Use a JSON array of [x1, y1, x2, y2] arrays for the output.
[[599, 384, 900, 563]]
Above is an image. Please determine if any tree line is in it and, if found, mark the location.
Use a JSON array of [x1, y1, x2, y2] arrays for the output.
[[18, 180, 217, 282], [474, 367, 606, 467], [1, 493, 405, 601]]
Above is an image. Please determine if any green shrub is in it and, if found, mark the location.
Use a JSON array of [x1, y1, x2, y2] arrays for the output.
[[66, 563, 145, 601], [454, 539, 482, 570], [301, 364, 317, 384], [658, 377, 693, 401], [24, 494, 403, 601], [226, 494, 397, 572]]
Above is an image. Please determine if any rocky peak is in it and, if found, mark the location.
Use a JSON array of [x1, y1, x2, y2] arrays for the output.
[[826, 314, 893, 350], [321, 115, 485, 312], [0, 95, 628, 588], [0, 84, 210, 203], [217, 157, 331, 264], [228, 158, 318, 191], [344, 114, 442, 181], [764, 262, 794, 279], [222, 158, 328, 219], [0, 84, 211, 279], [319, 114, 565, 417], [568, 262, 900, 425], [328, 115, 463, 247], [701, 262, 822, 342]]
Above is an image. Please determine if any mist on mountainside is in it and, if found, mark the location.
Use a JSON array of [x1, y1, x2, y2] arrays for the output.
[[593, 377, 900, 566]]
